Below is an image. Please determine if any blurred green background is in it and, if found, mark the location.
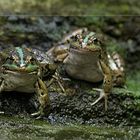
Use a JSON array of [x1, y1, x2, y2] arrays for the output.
[[0, 0, 140, 15]]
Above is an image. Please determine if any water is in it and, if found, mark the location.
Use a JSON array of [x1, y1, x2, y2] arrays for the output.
[[0, 116, 140, 140]]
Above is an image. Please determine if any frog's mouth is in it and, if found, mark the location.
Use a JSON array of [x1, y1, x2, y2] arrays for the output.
[[5, 70, 38, 75], [2, 64, 39, 73]]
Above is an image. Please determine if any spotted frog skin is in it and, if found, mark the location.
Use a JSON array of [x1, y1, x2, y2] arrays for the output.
[[0, 46, 57, 118], [48, 29, 125, 110]]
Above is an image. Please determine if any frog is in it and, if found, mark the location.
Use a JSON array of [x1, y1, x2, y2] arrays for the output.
[[0, 46, 59, 118], [47, 28, 125, 111]]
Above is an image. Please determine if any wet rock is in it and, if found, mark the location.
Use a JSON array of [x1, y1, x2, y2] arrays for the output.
[[0, 16, 139, 125]]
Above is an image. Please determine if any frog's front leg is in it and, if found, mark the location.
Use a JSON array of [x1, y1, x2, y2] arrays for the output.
[[91, 60, 112, 111], [31, 78, 50, 119], [0, 78, 4, 114], [0, 78, 4, 93]]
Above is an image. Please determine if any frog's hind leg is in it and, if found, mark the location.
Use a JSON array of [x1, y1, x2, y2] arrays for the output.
[[111, 53, 125, 87], [52, 71, 66, 93], [47, 70, 66, 94], [91, 60, 112, 111], [31, 78, 50, 119]]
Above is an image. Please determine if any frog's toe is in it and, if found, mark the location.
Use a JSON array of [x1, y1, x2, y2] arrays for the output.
[[31, 111, 40, 117], [0, 111, 4, 114], [31, 111, 44, 119], [35, 115, 44, 120], [91, 89, 105, 106], [91, 88, 108, 111]]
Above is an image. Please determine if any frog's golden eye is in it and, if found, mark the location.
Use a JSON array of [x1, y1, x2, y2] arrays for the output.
[[26, 56, 32, 62], [12, 55, 19, 63], [76, 34, 82, 40], [26, 56, 36, 64]]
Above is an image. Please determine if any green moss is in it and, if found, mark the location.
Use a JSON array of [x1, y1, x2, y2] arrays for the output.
[[73, 17, 105, 29], [126, 72, 140, 97], [0, 115, 138, 140], [106, 40, 125, 55]]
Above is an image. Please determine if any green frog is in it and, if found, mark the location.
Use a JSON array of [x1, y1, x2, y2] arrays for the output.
[[48, 29, 125, 110], [0, 46, 57, 118]]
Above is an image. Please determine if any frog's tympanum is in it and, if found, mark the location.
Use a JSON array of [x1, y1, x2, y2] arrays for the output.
[[0, 46, 58, 118], [48, 28, 125, 110]]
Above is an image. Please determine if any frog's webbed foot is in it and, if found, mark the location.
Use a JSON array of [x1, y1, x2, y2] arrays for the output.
[[32, 78, 50, 119], [91, 88, 108, 111]]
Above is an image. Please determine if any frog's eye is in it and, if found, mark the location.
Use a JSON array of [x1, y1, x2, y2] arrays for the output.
[[25, 57, 36, 66], [8, 55, 18, 61], [93, 38, 101, 45], [30, 58, 35, 62], [13, 55, 19, 62], [76, 34, 81, 39], [9, 55, 19, 64], [26, 56, 32, 62], [25, 56, 35, 64], [93, 38, 97, 41]]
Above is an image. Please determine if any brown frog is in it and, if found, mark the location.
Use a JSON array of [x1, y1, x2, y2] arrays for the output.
[[47, 29, 125, 110], [0, 46, 59, 118]]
